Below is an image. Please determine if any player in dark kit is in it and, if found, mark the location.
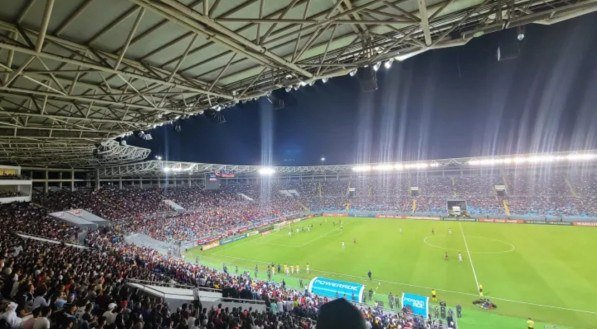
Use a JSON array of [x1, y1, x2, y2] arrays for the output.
[[367, 270, 372, 280]]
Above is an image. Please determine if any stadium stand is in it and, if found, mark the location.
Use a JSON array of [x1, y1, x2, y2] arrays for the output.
[[0, 168, 594, 329]]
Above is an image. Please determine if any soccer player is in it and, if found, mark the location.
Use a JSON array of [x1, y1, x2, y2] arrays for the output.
[[290, 265, 295, 274], [353, 238, 357, 244], [399, 228, 403, 234], [478, 284, 484, 297], [526, 317, 535, 329], [341, 241, 345, 250], [306, 263, 310, 274], [444, 251, 449, 261], [296, 265, 300, 274], [367, 270, 372, 280], [458, 252, 463, 263], [448, 228, 452, 235], [431, 288, 437, 302]]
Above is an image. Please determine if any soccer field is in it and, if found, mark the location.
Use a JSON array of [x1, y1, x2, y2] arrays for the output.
[[184, 217, 597, 329]]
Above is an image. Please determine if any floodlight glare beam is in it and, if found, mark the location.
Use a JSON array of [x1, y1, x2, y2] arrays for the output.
[[258, 167, 275, 175]]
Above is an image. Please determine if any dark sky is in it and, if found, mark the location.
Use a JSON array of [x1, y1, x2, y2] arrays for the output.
[[130, 14, 597, 165]]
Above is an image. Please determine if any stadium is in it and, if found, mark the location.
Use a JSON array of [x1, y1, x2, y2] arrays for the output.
[[0, 1, 596, 329]]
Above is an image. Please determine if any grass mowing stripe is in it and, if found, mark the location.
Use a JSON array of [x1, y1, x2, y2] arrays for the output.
[[459, 222, 480, 293]]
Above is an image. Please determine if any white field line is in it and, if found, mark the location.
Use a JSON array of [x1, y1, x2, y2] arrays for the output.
[[459, 222, 480, 293], [262, 227, 342, 248], [200, 252, 597, 316]]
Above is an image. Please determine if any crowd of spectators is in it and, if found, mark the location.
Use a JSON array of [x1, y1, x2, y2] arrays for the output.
[[31, 171, 597, 235], [0, 202, 451, 329], [298, 171, 596, 218], [4, 169, 590, 328]]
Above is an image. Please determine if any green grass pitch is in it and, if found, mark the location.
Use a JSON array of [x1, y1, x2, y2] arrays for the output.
[[184, 217, 597, 329]]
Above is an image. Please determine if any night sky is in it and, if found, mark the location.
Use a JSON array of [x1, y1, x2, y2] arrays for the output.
[[130, 14, 597, 165]]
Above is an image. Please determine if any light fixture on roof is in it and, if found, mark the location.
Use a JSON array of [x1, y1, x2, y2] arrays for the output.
[[349, 69, 358, 77], [384, 59, 394, 69], [373, 62, 382, 71], [299, 81, 307, 87], [155, 155, 162, 160], [517, 26, 525, 41], [321, 77, 329, 83], [285, 86, 292, 92]]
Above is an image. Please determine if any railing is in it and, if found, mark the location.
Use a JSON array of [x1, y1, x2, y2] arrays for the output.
[[126, 278, 200, 290], [126, 278, 267, 305]]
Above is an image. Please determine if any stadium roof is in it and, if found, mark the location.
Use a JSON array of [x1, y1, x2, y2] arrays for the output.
[[1, 0, 596, 167], [96, 150, 597, 178]]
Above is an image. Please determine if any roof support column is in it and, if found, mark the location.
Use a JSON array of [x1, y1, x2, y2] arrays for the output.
[[44, 169, 49, 194]]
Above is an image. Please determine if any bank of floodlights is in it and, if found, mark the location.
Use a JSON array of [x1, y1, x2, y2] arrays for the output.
[[352, 161, 440, 172], [163, 165, 194, 173], [467, 152, 597, 166], [258, 167, 276, 176]]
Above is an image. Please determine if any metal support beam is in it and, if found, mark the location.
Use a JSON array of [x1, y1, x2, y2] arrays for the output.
[[115, 7, 146, 70], [417, 0, 432, 46], [133, 0, 313, 78], [36, 0, 55, 53]]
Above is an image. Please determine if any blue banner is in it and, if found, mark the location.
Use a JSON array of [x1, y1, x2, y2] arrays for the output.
[[308, 277, 365, 302], [401, 293, 429, 318]]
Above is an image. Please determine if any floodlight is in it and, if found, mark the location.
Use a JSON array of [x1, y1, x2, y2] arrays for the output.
[[258, 167, 275, 175], [352, 165, 372, 172], [384, 59, 393, 69], [517, 26, 525, 41]]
